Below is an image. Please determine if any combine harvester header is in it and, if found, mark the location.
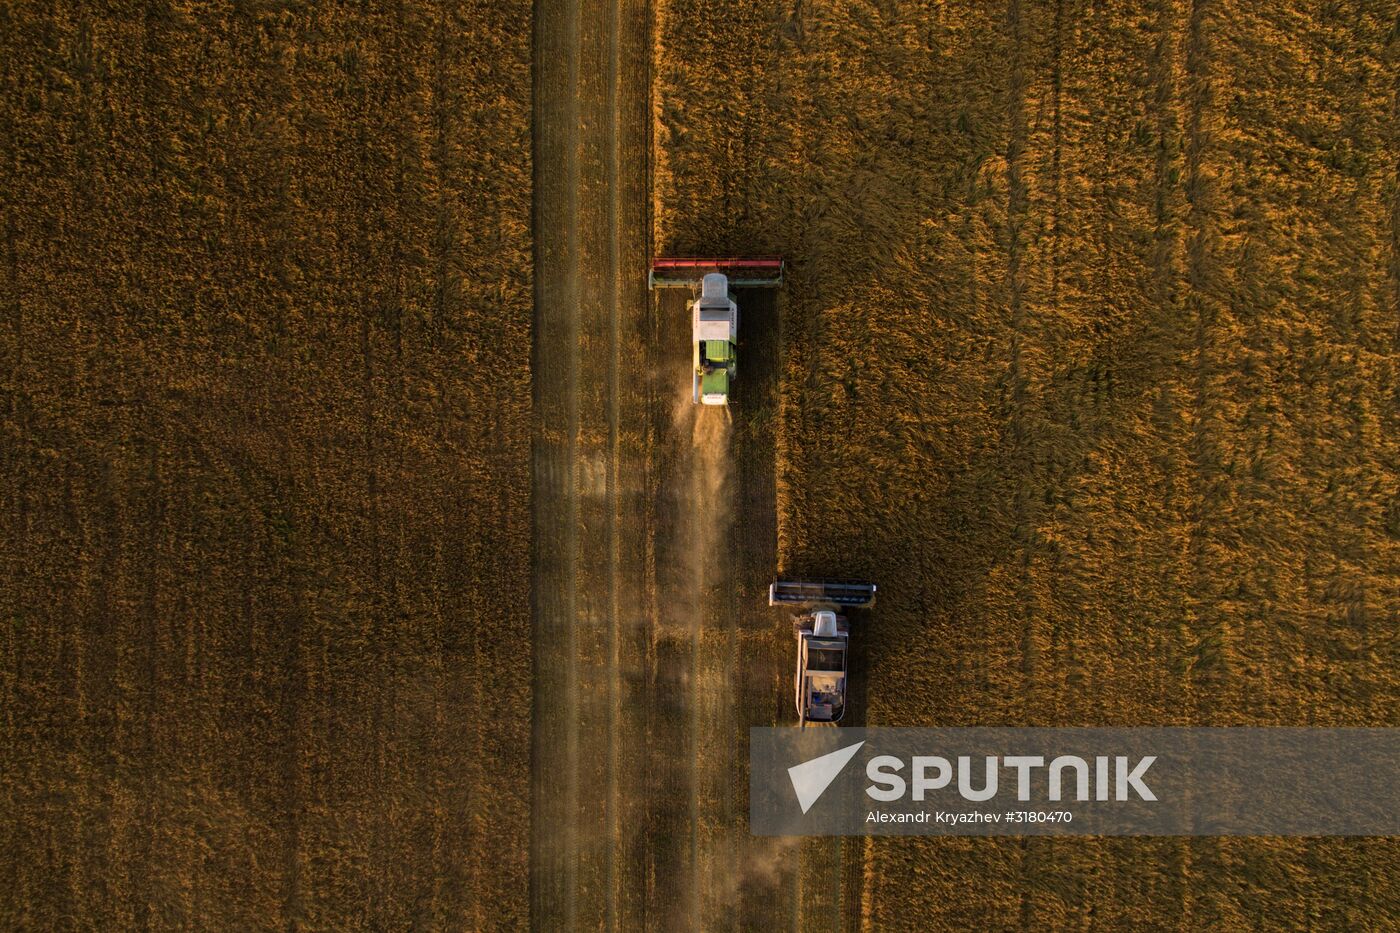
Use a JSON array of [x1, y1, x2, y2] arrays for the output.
[[649, 256, 784, 289], [769, 579, 877, 609]]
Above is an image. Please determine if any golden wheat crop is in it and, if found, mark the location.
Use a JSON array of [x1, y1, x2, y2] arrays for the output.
[[0, 3, 532, 928]]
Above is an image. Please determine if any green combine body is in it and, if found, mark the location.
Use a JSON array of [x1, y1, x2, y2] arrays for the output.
[[688, 276, 740, 405]]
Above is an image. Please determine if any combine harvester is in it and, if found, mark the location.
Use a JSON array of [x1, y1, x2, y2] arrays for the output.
[[769, 579, 877, 727], [649, 257, 784, 405]]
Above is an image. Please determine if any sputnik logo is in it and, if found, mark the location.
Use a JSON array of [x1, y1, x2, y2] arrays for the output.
[[788, 741, 865, 813]]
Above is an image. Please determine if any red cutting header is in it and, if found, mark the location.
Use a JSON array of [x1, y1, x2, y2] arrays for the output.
[[651, 257, 784, 268]]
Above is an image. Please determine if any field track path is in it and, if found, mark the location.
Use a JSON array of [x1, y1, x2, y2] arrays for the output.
[[531, 0, 798, 927], [530, 0, 671, 925]]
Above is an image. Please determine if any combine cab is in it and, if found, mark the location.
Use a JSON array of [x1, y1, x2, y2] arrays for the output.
[[650, 257, 784, 405], [769, 579, 876, 727]]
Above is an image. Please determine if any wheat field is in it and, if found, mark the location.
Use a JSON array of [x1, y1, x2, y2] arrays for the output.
[[1, 3, 532, 928], [3, 0, 1396, 929]]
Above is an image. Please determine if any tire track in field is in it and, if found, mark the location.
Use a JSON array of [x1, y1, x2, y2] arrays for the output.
[[1145, 1, 1194, 915], [1179, 0, 1224, 923], [530, 0, 581, 925], [1004, 0, 1037, 684], [1003, 0, 1038, 922], [1182, 0, 1226, 714], [533, 0, 654, 927], [536, 0, 794, 926], [605, 0, 624, 925]]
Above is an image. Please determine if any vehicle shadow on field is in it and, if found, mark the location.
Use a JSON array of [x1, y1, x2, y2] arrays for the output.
[[729, 286, 805, 927]]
